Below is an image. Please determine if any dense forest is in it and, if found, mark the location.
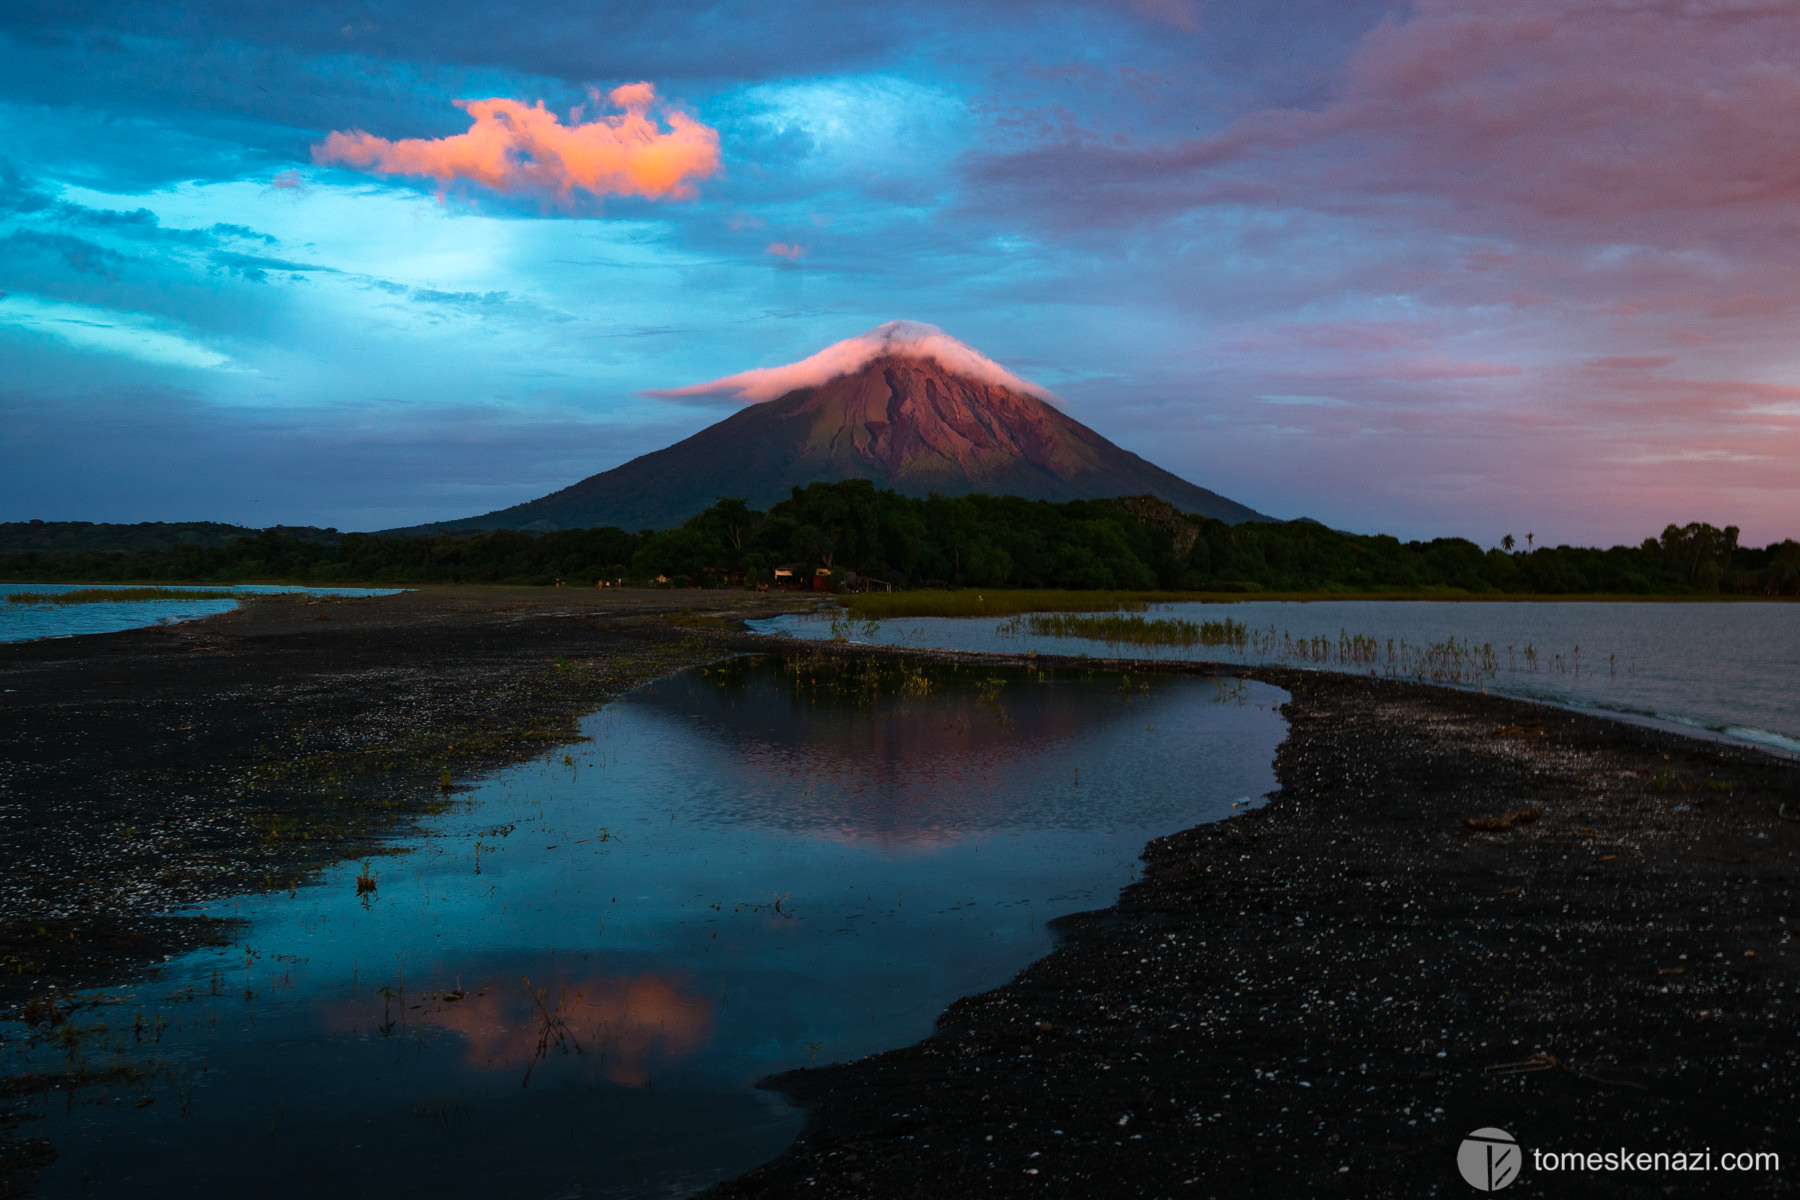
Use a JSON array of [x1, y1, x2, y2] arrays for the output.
[[3, 483, 1797, 595]]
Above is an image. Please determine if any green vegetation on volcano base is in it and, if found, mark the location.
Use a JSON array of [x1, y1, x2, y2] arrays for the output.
[[2, 482, 1796, 598]]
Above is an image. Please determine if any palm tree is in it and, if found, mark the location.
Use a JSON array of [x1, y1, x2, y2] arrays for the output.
[[1501, 534, 1515, 553], [1526, 532, 1535, 553]]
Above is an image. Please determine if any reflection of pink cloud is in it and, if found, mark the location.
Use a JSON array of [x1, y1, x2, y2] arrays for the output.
[[329, 972, 715, 1086], [313, 83, 719, 206], [766, 241, 806, 259]]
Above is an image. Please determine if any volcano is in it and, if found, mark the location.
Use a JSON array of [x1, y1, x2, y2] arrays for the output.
[[396, 323, 1266, 533]]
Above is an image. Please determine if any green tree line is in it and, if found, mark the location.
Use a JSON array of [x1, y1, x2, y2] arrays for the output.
[[2, 482, 1796, 595]]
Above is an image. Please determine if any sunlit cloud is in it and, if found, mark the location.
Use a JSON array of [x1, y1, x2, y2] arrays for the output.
[[264, 169, 308, 195], [313, 83, 720, 207], [0, 295, 234, 370], [765, 241, 805, 259]]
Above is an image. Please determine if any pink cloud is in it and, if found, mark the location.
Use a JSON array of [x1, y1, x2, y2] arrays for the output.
[[1166, 354, 1800, 544], [1123, 0, 1201, 32], [1587, 356, 1677, 371], [1333, 3, 1800, 234], [765, 241, 806, 259], [313, 83, 719, 206], [978, 2, 1800, 254]]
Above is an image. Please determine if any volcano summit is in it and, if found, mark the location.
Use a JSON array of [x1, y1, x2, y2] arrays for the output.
[[402, 323, 1266, 533]]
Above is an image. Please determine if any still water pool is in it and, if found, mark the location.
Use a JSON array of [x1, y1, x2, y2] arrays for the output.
[[10, 656, 1284, 1197], [757, 600, 1800, 756], [0, 584, 405, 644]]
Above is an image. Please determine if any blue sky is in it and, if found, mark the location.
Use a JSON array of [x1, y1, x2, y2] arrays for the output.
[[3, 1, 1798, 542]]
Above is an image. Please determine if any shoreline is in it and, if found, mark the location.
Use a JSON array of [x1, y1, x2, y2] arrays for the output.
[[3, 601, 1797, 1196], [8, 580, 1798, 606], [706, 647, 1800, 1198], [0, 589, 811, 1008]]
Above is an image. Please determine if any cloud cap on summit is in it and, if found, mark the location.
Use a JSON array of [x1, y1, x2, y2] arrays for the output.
[[645, 321, 1059, 405]]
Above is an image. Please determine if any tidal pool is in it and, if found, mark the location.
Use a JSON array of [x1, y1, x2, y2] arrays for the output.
[[11, 656, 1285, 1198]]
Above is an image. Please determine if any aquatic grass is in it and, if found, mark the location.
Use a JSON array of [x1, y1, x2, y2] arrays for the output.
[[6, 587, 241, 605], [999, 611, 1574, 689], [1004, 613, 1250, 650], [834, 588, 1773, 620], [779, 651, 946, 707]]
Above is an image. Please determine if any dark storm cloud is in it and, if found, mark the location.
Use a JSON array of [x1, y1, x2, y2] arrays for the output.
[[0, 0, 904, 87], [0, 230, 136, 277]]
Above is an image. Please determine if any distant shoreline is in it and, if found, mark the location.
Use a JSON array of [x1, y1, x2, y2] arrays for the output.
[[5, 579, 1797, 606]]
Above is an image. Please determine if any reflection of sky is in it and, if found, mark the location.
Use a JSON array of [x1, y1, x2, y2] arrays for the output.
[[6, 3, 1800, 540], [760, 600, 1800, 754], [0, 583, 404, 643], [12, 660, 1284, 1197]]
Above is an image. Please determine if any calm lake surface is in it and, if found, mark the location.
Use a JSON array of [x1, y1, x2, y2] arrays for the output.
[[754, 600, 1800, 756], [9, 657, 1284, 1198], [0, 584, 405, 644]]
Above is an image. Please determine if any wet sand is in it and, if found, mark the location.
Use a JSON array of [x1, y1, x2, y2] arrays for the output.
[[4, 598, 1798, 1197]]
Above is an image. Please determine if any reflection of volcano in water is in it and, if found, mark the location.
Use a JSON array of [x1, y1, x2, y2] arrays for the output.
[[632, 660, 1255, 849]]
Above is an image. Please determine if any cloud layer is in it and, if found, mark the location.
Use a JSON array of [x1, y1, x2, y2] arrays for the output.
[[645, 321, 1057, 404], [5, 0, 1800, 543], [314, 83, 719, 204]]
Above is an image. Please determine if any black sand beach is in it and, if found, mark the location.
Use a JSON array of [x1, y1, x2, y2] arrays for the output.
[[4, 593, 1797, 1197]]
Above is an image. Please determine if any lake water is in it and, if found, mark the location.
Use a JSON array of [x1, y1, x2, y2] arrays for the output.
[[0, 584, 406, 643], [753, 600, 1800, 757], [7, 656, 1285, 1198]]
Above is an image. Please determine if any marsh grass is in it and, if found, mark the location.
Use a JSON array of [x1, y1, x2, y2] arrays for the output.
[[837, 588, 1769, 619], [1005, 613, 1250, 649], [6, 586, 241, 605], [992, 611, 1559, 688], [774, 651, 942, 707]]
